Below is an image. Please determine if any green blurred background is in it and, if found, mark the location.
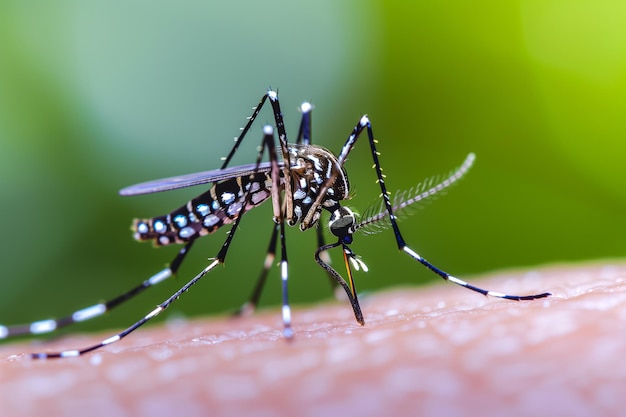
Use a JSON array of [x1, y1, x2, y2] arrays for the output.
[[1, 1, 625, 335]]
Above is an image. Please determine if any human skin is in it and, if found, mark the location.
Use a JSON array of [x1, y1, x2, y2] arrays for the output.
[[1, 261, 624, 417]]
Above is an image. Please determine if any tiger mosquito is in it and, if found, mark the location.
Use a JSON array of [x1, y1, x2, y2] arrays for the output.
[[1, 90, 550, 359]]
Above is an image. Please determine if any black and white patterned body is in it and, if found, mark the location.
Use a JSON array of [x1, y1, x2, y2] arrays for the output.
[[134, 172, 273, 246], [134, 144, 350, 246], [1, 90, 550, 359]]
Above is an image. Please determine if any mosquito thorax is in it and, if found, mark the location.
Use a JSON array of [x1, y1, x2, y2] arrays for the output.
[[288, 143, 350, 231], [328, 206, 356, 244]]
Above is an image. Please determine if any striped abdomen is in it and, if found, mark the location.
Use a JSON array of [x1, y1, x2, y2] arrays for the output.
[[134, 172, 273, 246]]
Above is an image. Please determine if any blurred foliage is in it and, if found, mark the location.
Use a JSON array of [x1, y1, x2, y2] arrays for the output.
[[0, 1, 624, 334]]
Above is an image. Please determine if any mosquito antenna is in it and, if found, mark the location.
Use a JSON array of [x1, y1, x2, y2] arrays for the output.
[[355, 153, 475, 234]]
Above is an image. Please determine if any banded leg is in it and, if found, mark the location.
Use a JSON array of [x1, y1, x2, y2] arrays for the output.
[[233, 100, 336, 315], [0, 241, 194, 341], [29, 126, 281, 358], [297, 102, 339, 292], [278, 221, 294, 338], [260, 103, 295, 337], [237, 95, 295, 337], [220, 91, 288, 170], [267, 93, 296, 225], [233, 222, 337, 318], [357, 116, 551, 301], [295, 101, 312, 145], [31, 254, 228, 359]]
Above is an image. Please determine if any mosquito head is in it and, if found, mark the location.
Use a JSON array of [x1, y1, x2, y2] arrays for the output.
[[329, 206, 356, 244]]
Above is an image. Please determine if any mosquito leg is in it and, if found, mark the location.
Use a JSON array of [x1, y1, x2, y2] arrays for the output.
[[235, 100, 336, 318], [220, 90, 290, 170], [6, 102, 273, 342], [402, 247, 551, 300], [220, 93, 270, 169], [314, 242, 364, 326], [277, 221, 295, 338], [294, 100, 338, 292], [255, 121, 294, 338], [236, 99, 295, 338], [37, 92, 278, 337], [295, 101, 312, 145], [28, 124, 280, 358], [31, 200, 252, 359], [267, 92, 296, 225], [105, 240, 194, 310], [30, 254, 226, 359], [359, 116, 551, 301], [316, 224, 339, 292], [0, 241, 195, 340]]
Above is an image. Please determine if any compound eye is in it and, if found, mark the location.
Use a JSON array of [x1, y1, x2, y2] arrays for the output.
[[329, 207, 356, 242]]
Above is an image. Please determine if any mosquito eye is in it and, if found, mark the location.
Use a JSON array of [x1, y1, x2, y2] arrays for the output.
[[329, 207, 356, 241], [329, 217, 351, 237]]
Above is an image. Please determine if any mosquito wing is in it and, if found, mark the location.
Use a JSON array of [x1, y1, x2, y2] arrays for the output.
[[119, 162, 278, 196]]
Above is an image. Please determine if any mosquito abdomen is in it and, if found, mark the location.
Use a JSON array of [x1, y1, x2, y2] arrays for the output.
[[133, 173, 273, 246]]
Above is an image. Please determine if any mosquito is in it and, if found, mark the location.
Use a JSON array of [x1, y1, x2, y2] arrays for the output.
[[0, 90, 550, 359]]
